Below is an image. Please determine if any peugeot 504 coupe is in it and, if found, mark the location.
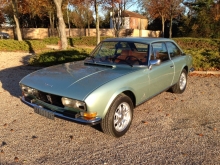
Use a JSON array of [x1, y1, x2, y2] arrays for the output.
[[20, 37, 193, 137]]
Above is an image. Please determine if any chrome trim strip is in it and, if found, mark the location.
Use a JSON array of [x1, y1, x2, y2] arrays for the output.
[[20, 96, 101, 125]]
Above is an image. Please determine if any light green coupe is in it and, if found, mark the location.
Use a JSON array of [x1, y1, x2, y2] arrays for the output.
[[20, 37, 193, 137]]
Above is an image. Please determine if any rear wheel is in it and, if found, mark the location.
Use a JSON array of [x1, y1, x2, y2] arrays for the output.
[[171, 69, 187, 94], [101, 94, 133, 137]]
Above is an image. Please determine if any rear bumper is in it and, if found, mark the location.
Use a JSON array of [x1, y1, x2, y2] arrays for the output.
[[20, 96, 101, 125]]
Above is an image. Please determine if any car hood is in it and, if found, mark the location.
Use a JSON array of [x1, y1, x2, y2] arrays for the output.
[[20, 61, 138, 100]]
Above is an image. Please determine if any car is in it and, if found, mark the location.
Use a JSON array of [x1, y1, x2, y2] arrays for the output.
[[20, 37, 193, 137], [0, 32, 10, 39]]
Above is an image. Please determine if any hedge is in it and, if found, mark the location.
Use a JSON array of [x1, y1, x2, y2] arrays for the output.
[[0, 37, 219, 70]]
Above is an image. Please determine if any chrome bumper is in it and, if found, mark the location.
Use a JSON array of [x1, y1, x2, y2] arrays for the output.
[[20, 96, 101, 125]]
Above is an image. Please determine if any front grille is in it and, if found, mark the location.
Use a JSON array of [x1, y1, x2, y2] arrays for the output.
[[62, 110, 78, 118], [36, 91, 64, 108]]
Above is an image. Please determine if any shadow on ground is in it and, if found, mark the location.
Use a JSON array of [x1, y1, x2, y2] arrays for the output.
[[0, 55, 43, 98]]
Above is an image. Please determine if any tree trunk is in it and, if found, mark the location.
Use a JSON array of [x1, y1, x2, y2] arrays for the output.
[[169, 17, 173, 38], [95, 0, 100, 45], [161, 16, 165, 38], [53, 0, 68, 50], [11, 0, 22, 41], [87, 12, 90, 36]]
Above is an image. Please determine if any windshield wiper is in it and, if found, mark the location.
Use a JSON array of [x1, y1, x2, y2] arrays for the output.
[[86, 55, 95, 63]]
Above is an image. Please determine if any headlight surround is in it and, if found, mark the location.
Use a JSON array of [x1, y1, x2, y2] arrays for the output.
[[61, 97, 86, 111]]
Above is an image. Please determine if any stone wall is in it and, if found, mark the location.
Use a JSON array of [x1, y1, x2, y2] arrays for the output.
[[0, 27, 161, 39]]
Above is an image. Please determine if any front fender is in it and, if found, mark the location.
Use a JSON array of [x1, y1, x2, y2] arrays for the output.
[[101, 87, 135, 118], [85, 85, 136, 119]]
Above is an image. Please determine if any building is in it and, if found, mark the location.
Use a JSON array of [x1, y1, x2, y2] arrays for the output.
[[122, 10, 148, 30]]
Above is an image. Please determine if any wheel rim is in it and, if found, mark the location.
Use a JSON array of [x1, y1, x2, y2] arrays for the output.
[[114, 102, 132, 132], [179, 72, 187, 90]]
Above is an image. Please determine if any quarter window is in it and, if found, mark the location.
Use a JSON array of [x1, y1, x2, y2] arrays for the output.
[[166, 42, 181, 58]]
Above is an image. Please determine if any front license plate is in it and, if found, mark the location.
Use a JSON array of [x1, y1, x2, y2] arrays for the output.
[[34, 106, 55, 120]]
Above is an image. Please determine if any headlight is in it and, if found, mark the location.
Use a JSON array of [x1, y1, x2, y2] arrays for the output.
[[20, 84, 38, 96], [61, 97, 86, 111]]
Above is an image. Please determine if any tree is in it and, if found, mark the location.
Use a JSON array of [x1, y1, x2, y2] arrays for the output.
[[183, 0, 220, 38], [110, 0, 124, 37], [142, 0, 184, 38], [143, 0, 169, 37], [69, 1, 94, 36], [11, 0, 22, 41], [94, 0, 100, 44], [103, 0, 131, 37], [167, 0, 184, 38], [53, 0, 68, 49], [0, 12, 5, 25], [0, 1, 5, 25]]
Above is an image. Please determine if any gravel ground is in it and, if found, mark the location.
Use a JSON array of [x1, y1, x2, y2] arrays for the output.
[[0, 52, 220, 165]]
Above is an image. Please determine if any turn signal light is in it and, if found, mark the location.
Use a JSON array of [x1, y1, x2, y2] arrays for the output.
[[80, 112, 97, 119]]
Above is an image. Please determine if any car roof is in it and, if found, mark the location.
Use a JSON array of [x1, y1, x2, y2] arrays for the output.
[[104, 37, 175, 44]]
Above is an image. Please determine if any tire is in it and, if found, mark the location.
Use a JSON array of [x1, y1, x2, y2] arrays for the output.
[[171, 69, 187, 94], [101, 93, 133, 137]]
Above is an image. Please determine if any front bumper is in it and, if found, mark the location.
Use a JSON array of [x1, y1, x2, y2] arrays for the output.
[[20, 96, 101, 125]]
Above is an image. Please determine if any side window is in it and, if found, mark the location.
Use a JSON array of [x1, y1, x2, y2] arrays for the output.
[[166, 42, 181, 58], [152, 42, 169, 62]]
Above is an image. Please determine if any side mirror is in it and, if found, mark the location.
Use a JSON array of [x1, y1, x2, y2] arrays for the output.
[[149, 59, 161, 70]]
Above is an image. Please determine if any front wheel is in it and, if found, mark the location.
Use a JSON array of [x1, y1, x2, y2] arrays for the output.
[[101, 94, 133, 137], [171, 69, 187, 94]]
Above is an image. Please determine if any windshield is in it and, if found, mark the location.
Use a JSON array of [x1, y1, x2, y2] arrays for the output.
[[87, 41, 149, 66]]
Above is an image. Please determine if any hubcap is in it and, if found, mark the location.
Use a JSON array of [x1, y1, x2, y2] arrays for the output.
[[179, 72, 187, 90], [114, 102, 131, 132]]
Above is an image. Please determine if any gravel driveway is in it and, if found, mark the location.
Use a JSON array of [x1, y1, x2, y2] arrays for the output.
[[0, 52, 220, 165]]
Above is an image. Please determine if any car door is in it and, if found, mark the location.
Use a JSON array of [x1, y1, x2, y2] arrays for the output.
[[166, 42, 185, 85], [147, 42, 175, 97]]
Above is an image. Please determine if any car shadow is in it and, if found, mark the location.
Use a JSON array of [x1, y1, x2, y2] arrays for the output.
[[91, 124, 103, 133], [0, 55, 43, 98]]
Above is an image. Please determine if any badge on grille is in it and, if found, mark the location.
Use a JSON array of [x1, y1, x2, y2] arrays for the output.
[[46, 95, 53, 104]]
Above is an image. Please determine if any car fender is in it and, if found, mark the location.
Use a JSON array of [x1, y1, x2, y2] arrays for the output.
[[102, 86, 135, 118], [85, 85, 136, 118]]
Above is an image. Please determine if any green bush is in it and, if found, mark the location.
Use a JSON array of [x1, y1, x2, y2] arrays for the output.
[[173, 38, 220, 51], [29, 48, 93, 66], [173, 38, 220, 70], [0, 39, 46, 52], [183, 49, 220, 70], [42, 37, 60, 45], [41, 36, 112, 47], [68, 36, 112, 47]]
